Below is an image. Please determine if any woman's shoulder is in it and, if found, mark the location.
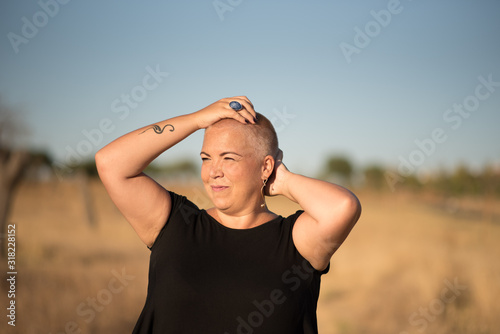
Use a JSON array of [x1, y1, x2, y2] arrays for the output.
[[146, 191, 202, 235], [167, 191, 200, 210], [282, 210, 305, 224]]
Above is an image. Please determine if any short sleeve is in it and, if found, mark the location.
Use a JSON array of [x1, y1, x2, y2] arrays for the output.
[[148, 191, 200, 251], [286, 210, 331, 276]]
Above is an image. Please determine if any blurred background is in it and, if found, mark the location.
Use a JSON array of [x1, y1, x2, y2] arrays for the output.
[[1, 0, 499, 333]]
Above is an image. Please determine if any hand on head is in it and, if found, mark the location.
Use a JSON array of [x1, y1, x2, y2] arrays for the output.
[[265, 149, 290, 197], [194, 96, 257, 129]]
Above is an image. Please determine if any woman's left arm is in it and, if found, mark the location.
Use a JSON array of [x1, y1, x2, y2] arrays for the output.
[[268, 152, 361, 271]]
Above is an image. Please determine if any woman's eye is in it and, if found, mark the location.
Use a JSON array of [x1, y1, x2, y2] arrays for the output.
[[224, 157, 235, 161], [201, 157, 209, 161]]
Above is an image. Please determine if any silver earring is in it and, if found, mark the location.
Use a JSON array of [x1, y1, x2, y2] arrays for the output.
[[260, 179, 268, 208]]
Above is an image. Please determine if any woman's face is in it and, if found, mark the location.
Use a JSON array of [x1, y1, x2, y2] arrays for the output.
[[200, 120, 264, 214]]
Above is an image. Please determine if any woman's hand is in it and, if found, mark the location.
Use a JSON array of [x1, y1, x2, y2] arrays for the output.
[[265, 149, 361, 271], [265, 149, 294, 200], [193, 96, 257, 129]]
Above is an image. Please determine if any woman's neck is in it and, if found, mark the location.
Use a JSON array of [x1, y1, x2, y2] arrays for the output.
[[207, 207, 278, 229]]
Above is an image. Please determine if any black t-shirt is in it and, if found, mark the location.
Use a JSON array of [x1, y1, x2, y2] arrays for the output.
[[132, 191, 329, 334]]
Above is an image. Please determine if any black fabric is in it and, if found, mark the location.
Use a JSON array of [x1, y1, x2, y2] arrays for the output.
[[132, 191, 329, 334]]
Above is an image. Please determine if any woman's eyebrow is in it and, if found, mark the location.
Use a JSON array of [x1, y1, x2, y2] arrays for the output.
[[220, 151, 243, 157], [200, 151, 243, 157]]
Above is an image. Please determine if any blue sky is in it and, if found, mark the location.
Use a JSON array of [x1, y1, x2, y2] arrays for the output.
[[1, 0, 499, 178]]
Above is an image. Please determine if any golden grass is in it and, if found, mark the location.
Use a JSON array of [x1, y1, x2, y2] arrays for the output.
[[1, 180, 498, 333]]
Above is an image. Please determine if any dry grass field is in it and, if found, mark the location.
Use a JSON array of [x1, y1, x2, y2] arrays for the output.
[[1, 178, 499, 334]]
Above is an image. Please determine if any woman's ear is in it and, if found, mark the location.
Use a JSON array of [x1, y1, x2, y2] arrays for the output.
[[262, 155, 275, 179]]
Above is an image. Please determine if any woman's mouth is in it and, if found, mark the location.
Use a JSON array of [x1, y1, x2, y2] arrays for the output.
[[211, 185, 229, 192]]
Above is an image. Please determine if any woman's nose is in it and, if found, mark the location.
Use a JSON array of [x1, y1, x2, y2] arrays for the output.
[[209, 161, 223, 178]]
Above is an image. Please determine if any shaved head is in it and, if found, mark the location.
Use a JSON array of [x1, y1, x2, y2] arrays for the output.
[[207, 113, 278, 159]]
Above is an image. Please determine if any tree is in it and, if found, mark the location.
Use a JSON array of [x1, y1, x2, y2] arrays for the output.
[[450, 164, 479, 196], [321, 155, 354, 186], [0, 100, 30, 256], [145, 159, 199, 179], [363, 164, 385, 190]]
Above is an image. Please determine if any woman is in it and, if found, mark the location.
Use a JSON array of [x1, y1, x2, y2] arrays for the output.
[[95, 96, 361, 333]]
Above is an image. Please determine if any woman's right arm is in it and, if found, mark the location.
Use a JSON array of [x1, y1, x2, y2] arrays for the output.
[[95, 97, 256, 247]]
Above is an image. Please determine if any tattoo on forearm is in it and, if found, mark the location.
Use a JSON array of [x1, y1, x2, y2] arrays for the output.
[[139, 124, 175, 135]]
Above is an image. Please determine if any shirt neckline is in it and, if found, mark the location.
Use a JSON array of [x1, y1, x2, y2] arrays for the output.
[[201, 209, 282, 231]]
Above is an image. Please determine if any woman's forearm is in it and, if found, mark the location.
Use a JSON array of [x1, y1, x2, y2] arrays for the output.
[[95, 113, 199, 179], [282, 172, 361, 225]]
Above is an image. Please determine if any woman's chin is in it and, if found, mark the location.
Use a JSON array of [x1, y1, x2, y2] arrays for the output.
[[213, 201, 231, 212]]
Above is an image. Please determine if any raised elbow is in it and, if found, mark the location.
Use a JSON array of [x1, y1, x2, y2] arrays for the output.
[[95, 148, 112, 180], [344, 192, 362, 225], [332, 191, 361, 228]]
